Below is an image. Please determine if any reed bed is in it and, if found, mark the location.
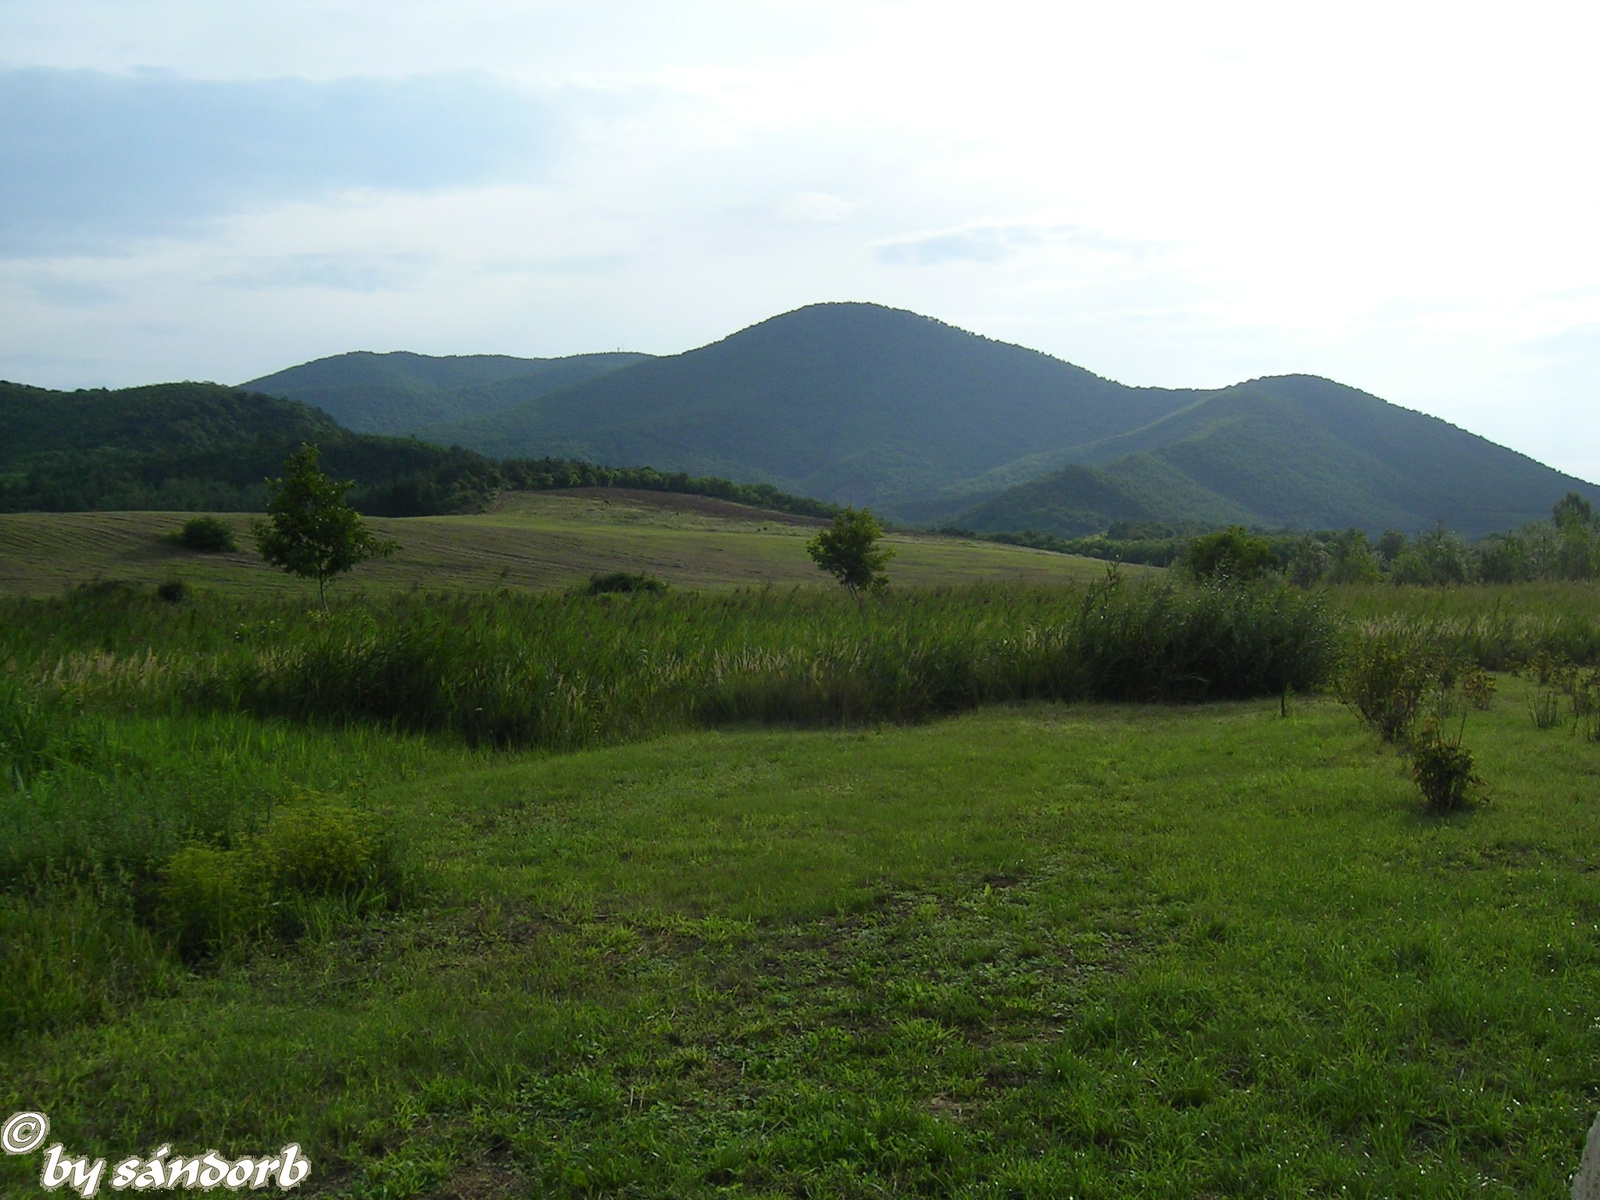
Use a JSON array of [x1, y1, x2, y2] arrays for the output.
[[1330, 581, 1600, 669], [5, 578, 1335, 752]]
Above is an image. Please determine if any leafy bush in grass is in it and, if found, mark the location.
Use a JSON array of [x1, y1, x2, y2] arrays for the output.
[[168, 515, 237, 553], [1335, 635, 1436, 743], [158, 845, 264, 957], [1409, 724, 1482, 814], [157, 796, 408, 958], [585, 571, 667, 595]]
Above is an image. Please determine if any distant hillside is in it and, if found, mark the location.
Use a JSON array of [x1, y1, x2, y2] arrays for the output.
[[0, 380, 342, 471], [390, 302, 1597, 537], [0, 380, 837, 520], [945, 376, 1600, 539], [22, 303, 1599, 539], [243, 350, 651, 435], [418, 303, 1202, 507]]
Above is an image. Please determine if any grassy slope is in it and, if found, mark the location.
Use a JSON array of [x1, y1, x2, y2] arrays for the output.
[[5, 687, 1599, 1196], [0, 491, 1133, 597]]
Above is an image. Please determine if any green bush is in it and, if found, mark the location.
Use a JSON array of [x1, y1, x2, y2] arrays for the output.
[[1409, 725, 1481, 813], [585, 571, 667, 595], [1335, 635, 1435, 744], [1182, 527, 1277, 584], [249, 800, 376, 898], [169, 515, 237, 553], [155, 797, 407, 958], [157, 844, 266, 958]]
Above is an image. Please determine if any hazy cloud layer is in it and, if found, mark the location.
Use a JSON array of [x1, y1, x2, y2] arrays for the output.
[[1, 0, 1597, 484], [0, 68, 554, 255]]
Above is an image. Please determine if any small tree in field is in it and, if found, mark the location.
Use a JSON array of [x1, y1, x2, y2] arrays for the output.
[[807, 506, 893, 596], [1183, 526, 1276, 583], [254, 444, 396, 612]]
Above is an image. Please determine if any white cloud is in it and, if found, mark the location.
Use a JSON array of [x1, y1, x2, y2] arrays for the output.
[[0, 0, 1597, 482]]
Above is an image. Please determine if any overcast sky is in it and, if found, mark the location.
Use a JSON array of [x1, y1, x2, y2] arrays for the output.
[[3, 0, 1598, 482]]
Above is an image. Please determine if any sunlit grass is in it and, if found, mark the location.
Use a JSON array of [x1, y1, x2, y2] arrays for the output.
[[5, 687, 1600, 1197]]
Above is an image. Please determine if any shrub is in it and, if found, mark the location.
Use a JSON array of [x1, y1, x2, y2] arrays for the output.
[[170, 515, 237, 553], [1336, 635, 1435, 744], [585, 571, 667, 595], [1409, 725, 1481, 813], [155, 797, 407, 958], [156, 579, 188, 604], [157, 845, 265, 958], [249, 801, 375, 898], [1182, 527, 1277, 584]]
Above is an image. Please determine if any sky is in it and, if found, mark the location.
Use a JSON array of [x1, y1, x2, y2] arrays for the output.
[[3, 0, 1598, 482]]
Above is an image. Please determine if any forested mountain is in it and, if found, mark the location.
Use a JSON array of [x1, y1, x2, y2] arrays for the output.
[[0, 380, 834, 518], [243, 350, 650, 435], [12, 303, 1597, 537], [418, 303, 1203, 506], [938, 376, 1600, 539], [394, 303, 1597, 537]]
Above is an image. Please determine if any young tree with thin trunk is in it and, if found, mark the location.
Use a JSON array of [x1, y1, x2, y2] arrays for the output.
[[806, 506, 893, 596], [254, 444, 396, 612]]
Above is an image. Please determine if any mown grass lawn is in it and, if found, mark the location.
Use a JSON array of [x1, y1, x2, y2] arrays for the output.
[[0, 494, 1136, 598], [5, 681, 1600, 1197]]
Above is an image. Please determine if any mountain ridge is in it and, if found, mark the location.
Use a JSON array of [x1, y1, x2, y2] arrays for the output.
[[244, 349, 652, 435], [13, 302, 1598, 538]]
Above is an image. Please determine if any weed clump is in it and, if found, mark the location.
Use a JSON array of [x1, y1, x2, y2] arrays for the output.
[[167, 515, 237, 553], [1338, 635, 1493, 812], [1409, 724, 1482, 814], [156, 796, 408, 958], [1335, 635, 1435, 743], [585, 571, 667, 595]]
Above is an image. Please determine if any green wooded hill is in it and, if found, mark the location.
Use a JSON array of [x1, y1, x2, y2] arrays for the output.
[[939, 375, 1600, 539], [0, 379, 497, 514], [392, 302, 1596, 537], [0, 380, 836, 519], [243, 350, 651, 435], [13, 303, 1597, 537], [418, 303, 1205, 508]]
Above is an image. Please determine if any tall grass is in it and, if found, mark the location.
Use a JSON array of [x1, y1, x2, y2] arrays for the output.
[[4, 577, 1336, 752], [1331, 581, 1600, 668]]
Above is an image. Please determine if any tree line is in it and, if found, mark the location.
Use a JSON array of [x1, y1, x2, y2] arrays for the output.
[[968, 493, 1600, 586]]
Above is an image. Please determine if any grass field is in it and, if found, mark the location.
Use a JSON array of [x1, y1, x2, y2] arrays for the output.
[[4, 684, 1600, 1197], [3, 532, 1600, 1196], [0, 490, 1140, 597]]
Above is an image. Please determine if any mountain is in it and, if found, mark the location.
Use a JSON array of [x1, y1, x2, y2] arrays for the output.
[[243, 350, 651, 435], [400, 303, 1596, 537], [0, 380, 341, 471], [945, 375, 1599, 539], [19, 303, 1597, 538], [418, 303, 1202, 507], [0, 379, 835, 519], [0, 379, 496, 513]]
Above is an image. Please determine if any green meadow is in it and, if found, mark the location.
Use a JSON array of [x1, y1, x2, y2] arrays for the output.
[[0, 492, 1135, 598], [3, 510, 1600, 1197]]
